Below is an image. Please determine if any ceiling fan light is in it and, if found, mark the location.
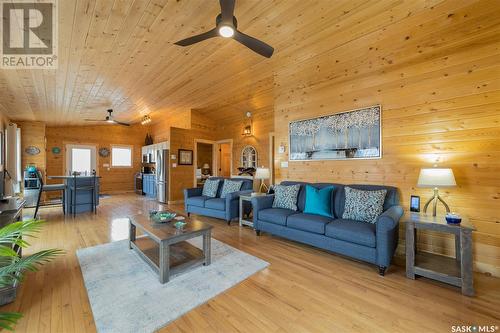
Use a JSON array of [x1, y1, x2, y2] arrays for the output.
[[218, 25, 234, 38]]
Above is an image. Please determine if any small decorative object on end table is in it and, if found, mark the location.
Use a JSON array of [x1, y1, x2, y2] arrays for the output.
[[239, 192, 268, 227], [405, 212, 475, 296]]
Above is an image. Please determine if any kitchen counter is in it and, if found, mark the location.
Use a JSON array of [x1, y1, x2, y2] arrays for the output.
[[48, 176, 100, 214]]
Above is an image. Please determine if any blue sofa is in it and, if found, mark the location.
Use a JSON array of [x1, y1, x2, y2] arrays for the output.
[[184, 177, 253, 225], [251, 181, 403, 275]]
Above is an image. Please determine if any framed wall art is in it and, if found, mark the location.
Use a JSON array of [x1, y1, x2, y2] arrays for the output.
[[178, 149, 193, 165], [289, 105, 382, 161]]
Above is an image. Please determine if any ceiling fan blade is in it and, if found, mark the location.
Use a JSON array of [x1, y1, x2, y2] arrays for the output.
[[233, 30, 274, 58], [219, 0, 235, 24], [84, 119, 105, 122], [112, 120, 130, 127], [174, 28, 219, 46]]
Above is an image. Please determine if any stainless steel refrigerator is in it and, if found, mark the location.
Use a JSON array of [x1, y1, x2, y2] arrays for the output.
[[156, 149, 169, 203]]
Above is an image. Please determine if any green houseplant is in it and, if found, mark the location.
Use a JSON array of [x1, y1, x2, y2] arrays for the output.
[[0, 219, 63, 330]]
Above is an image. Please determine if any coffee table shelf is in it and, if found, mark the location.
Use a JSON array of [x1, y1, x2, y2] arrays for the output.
[[128, 212, 212, 284]]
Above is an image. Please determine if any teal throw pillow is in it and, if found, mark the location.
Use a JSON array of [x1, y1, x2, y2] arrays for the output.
[[303, 185, 334, 218]]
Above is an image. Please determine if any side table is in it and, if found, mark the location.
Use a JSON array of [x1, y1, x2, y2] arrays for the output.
[[239, 193, 267, 227], [405, 212, 475, 296]]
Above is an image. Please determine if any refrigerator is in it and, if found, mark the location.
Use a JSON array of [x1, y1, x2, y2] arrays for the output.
[[156, 149, 169, 203]]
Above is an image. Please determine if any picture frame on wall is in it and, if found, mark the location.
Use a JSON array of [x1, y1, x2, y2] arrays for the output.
[[289, 105, 382, 161], [178, 149, 193, 165]]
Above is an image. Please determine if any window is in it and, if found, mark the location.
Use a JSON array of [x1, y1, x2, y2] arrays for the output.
[[112, 146, 132, 167], [72, 148, 92, 173]]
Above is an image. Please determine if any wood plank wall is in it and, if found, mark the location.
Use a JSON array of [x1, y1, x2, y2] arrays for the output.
[[273, 0, 500, 275], [17, 122, 47, 179], [45, 124, 147, 194]]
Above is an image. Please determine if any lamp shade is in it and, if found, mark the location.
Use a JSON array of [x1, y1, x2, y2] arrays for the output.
[[417, 168, 456, 188], [202, 163, 210, 169], [254, 167, 270, 180]]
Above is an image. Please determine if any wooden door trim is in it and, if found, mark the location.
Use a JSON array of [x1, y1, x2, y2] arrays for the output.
[[215, 139, 233, 177]]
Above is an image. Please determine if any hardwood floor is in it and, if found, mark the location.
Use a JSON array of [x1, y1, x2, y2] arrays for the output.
[[3, 193, 499, 333]]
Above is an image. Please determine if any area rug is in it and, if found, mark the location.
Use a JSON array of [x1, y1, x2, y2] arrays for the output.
[[76, 238, 269, 333]]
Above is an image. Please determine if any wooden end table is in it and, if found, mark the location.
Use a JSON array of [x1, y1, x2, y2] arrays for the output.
[[239, 192, 268, 227], [405, 212, 475, 296], [128, 211, 212, 284]]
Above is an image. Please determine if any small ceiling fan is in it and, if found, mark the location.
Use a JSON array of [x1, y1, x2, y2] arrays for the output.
[[174, 0, 274, 58], [84, 109, 130, 127]]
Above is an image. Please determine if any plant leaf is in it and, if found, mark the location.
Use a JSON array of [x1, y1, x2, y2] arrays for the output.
[[0, 312, 23, 330]]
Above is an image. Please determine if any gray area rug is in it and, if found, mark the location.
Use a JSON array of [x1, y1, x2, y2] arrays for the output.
[[77, 238, 269, 333]]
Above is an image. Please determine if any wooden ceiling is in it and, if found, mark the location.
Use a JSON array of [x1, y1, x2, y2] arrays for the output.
[[2, 0, 488, 126], [0, 0, 285, 125]]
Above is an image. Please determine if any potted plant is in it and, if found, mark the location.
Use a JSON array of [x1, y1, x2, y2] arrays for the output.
[[0, 219, 63, 330]]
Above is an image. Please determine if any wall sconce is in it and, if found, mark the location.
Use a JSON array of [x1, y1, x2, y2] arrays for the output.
[[242, 111, 253, 136], [141, 115, 152, 125]]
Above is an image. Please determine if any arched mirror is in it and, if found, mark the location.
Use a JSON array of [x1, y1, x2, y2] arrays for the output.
[[241, 146, 257, 168]]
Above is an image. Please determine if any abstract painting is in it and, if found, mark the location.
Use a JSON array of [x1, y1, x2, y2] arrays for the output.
[[289, 105, 382, 161]]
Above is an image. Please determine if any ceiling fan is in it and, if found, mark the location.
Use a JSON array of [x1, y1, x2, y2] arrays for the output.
[[174, 0, 274, 58], [84, 109, 130, 127]]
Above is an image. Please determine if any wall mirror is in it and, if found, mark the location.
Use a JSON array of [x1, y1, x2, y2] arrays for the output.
[[241, 145, 257, 168]]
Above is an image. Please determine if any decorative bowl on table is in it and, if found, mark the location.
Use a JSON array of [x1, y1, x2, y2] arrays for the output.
[[174, 220, 187, 229], [445, 212, 462, 225], [149, 210, 177, 224]]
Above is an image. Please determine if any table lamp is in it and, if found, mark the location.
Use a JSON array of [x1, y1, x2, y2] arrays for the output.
[[201, 163, 211, 176], [254, 167, 270, 193], [417, 167, 456, 216]]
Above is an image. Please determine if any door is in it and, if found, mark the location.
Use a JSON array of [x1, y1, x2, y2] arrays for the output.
[[65, 144, 97, 174], [218, 143, 231, 177]]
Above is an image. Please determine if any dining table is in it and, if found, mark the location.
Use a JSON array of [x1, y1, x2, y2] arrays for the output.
[[47, 175, 101, 215]]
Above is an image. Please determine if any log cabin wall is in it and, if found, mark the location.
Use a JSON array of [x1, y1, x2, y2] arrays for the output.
[[272, 1, 500, 276], [17, 122, 47, 181], [45, 124, 147, 194]]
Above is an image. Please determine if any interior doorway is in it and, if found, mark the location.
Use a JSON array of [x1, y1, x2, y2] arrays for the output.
[[216, 140, 233, 177], [194, 140, 215, 187]]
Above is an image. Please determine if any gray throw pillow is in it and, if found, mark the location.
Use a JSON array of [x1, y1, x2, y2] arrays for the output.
[[342, 187, 387, 223], [220, 180, 243, 198], [202, 179, 220, 198], [272, 184, 301, 211]]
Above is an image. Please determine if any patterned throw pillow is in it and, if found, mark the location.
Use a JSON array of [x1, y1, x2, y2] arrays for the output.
[[272, 184, 301, 211], [202, 179, 220, 198], [342, 187, 387, 223], [220, 180, 243, 198]]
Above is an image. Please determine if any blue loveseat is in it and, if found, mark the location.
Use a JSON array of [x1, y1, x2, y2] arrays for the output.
[[184, 177, 253, 225], [251, 181, 403, 275]]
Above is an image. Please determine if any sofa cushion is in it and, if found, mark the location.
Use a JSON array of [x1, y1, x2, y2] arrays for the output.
[[342, 187, 387, 223], [287, 213, 333, 234], [220, 180, 243, 198], [205, 198, 226, 211], [258, 208, 297, 226], [303, 185, 334, 218], [186, 196, 210, 208], [325, 219, 376, 247], [272, 184, 301, 211], [202, 179, 220, 198]]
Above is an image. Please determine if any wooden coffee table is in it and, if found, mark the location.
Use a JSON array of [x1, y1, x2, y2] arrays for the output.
[[128, 211, 213, 284]]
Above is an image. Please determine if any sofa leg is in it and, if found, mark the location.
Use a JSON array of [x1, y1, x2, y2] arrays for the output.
[[378, 266, 387, 276], [187, 213, 190, 217], [227, 220, 231, 226], [255, 230, 261, 236]]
